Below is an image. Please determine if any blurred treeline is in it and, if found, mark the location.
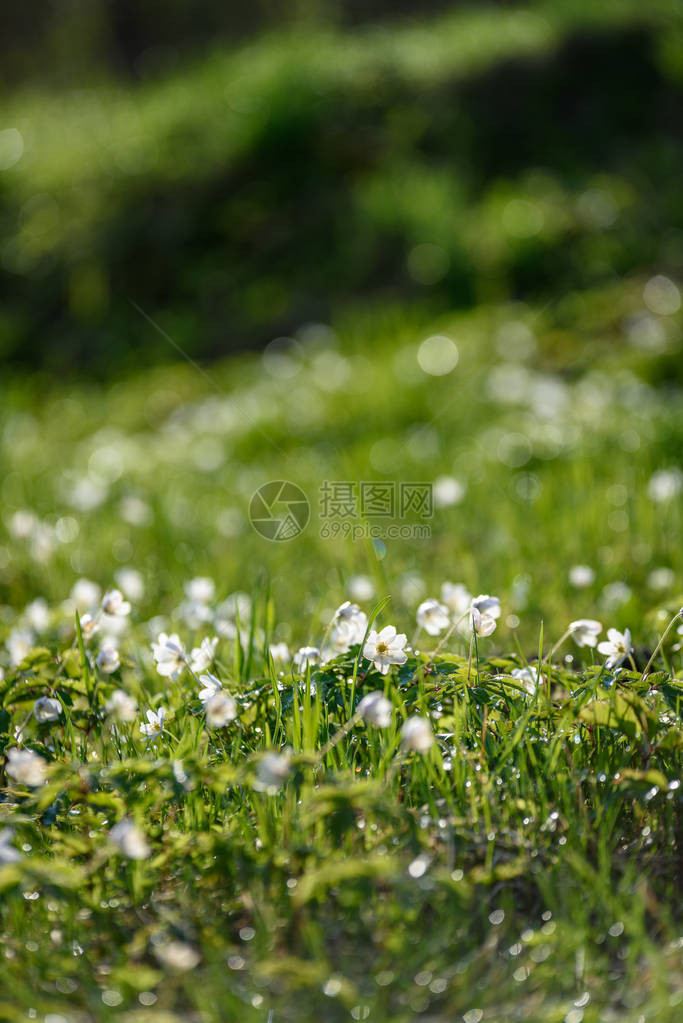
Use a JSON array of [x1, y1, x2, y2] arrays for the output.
[[1, 1, 682, 377], [0, 0, 459, 87]]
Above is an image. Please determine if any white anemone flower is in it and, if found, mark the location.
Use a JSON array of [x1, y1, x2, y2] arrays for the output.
[[24, 598, 49, 633], [568, 619, 602, 648], [96, 645, 121, 673], [400, 716, 434, 754], [471, 594, 501, 619], [140, 707, 166, 741], [106, 689, 138, 722], [357, 691, 393, 728], [597, 628, 633, 669], [80, 613, 99, 638], [33, 697, 62, 723], [189, 636, 218, 674], [198, 672, 222, 704], [205, 692, 238, 728], [6, 629, 35, 667], [269, 642, 290, 663], [363, 626, 408, 675], [470, 607, 497, 638], [154, 941, 200, 972], [101, 589, 131, 617], [293, 646, 320, 670], [109, 819, 150, 860], [440, 582, 472, 616], [115, 567, 145, 601], [254, 751, 291, 793], [185, 577, 215, 604], [433, 475, 465, 507], [5, 748, 47, 787], [511, 666, 540, 696], [70, 578, 101, 613], [0, 829, 21, 864], [151, 633, 186, 679], [416, 599, 450, 636], [332, 602, 367, 643], [348, 574, 375, 602], [569, 565, 595, 588]]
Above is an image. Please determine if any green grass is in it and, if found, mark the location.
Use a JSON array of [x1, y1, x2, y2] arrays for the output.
[[1, 3, 682, 1016], [0, 266, 682, 1018]]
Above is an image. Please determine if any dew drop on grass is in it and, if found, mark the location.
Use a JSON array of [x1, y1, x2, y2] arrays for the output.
[[489, 909, 505, 925], [463, 1010, 483, 1023], [323, 977, 343, 997]]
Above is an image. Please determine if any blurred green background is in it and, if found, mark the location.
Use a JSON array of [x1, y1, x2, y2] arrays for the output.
[[1, 0, 682, 377], [0, 0, 681, 647]]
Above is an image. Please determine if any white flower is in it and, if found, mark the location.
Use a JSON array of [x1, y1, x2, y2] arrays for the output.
[[106, 689, 138, 722], [602, 581, 632, 607], [597, 628, 633, 669], [471, 594, 501, 620], [6, 629, 34, 667], [115, 567, 145, 601], [96, 645, 121, 673], [0, 828, 21, 864], [119, 495, 151, 527], [293, 646, 320, 670], [357, 691, 393, 728], [269, 642, 290, 663], [9, 509, 38, 539], [178, 598, 214, 630], [101, 589, 131, 617], [70, 578, 101, 613], [189, 636, 218, 674], [568, 619, 602, 648], [511, 666, 540, 696], [648, 567, 675, 591], [140, 707, 166, 741], [185, 577, 215, 604], [363, 626, 408, 675], [154, 941, 200, 972], [254, 751, 291, 792], [205, 692, 238, 728], [416, 599, 450, 636], [470, 607, 497, 638], [569, 565, 595, 588], [151, 633, 186, 679], [109, 818, 150, 860], [24, 598, 49, 633], [198, 672, 222, 704], [5, 748, 47, 787], [33, 697, 62, 723], [648, 468, 682, 503], [324, 602, 368, 658], [440, 582, 472, 630], [433, 476, 465, 507], [80, 613, 99, 638], [334, 602, 368, 642], [400, 716, 434, 753], [348, 575, 375, 602]]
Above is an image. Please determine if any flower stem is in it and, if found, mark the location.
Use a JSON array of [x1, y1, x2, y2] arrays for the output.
[[641, 608, 683, 679]]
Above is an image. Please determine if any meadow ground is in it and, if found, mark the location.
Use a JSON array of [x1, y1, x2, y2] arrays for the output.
[[1, 1, 683, 1019], [0, 276, 681, 1021]]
